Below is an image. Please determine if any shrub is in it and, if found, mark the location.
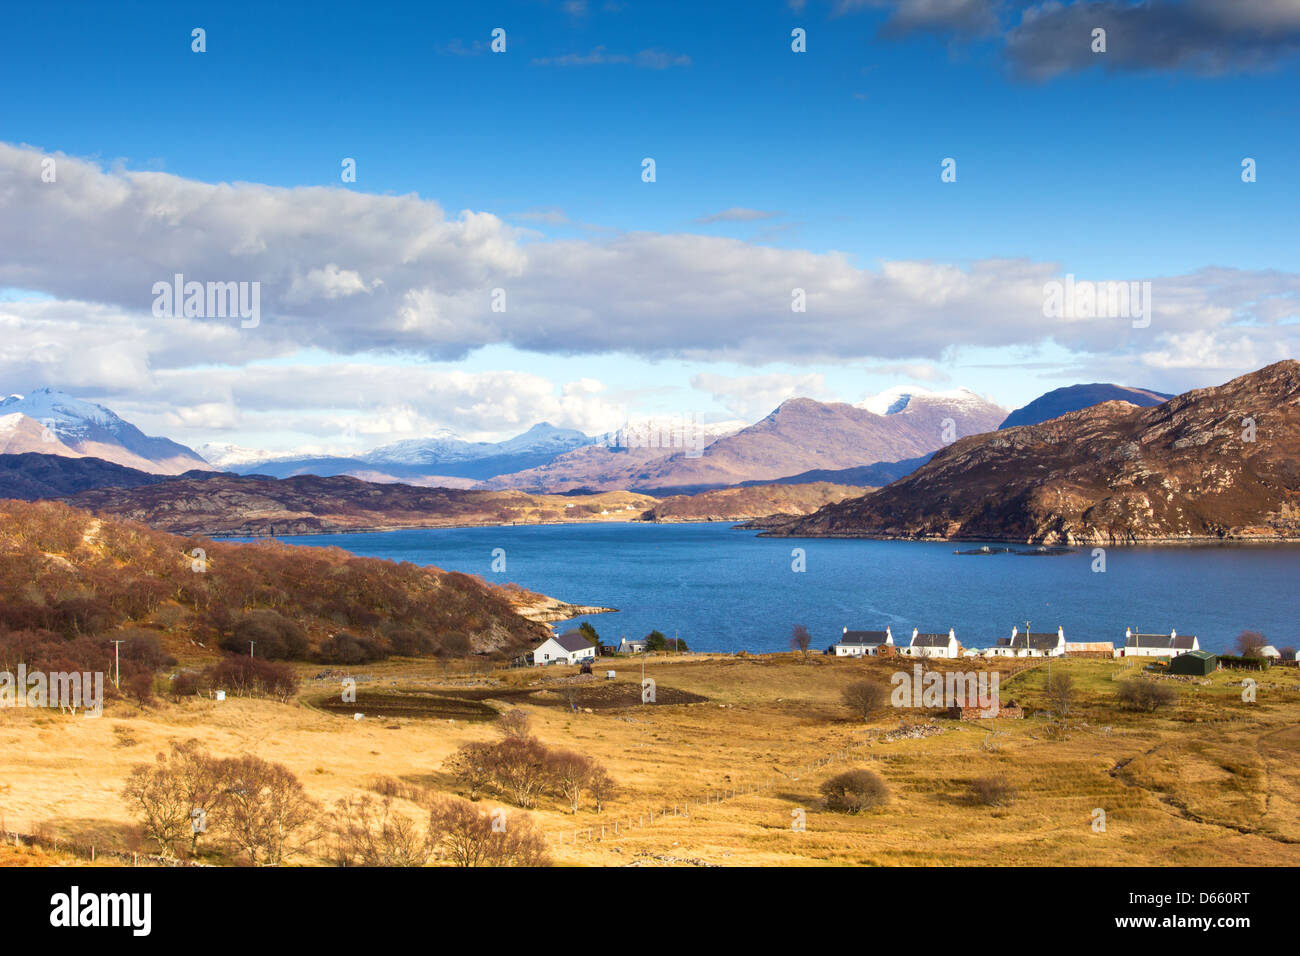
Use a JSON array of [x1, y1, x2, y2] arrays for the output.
[[318, 632, 388, 665], [325, 795, 432, 867], [820, 769, 890, 813], [170, 671, 201, 699], [223, 609, 310, 660], [842, 679, 890, 720], [970, 775, 1017, 807], [427, 797, 550, 867], [205, 656, 299, 701], [1116, 679, 1177, 712]]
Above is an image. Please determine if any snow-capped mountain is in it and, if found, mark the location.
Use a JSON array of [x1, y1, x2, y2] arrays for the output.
[[217, 422, 600, 482], [0, 412, 82, 457], [856, 385, 997, 417], [0, 389, 213, 475], [358, 422, 594, 467], [596, 416, 747, 452]]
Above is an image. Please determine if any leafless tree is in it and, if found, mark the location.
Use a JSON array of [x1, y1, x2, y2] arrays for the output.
[[325, 794, 432, 867], [217, 755, 319, 866], [588, 765, 617, 814], [547, 750, 596, 813], [791, 624, 812, 659], [1235, 630, 1268, 657], [842, 679, 890, 720], [496, 708, 532, 740], [1042, 671, 1075, 720], [427, 797, 550, 867], [489, 736, 552, 808], [446, 741, 496, 800]]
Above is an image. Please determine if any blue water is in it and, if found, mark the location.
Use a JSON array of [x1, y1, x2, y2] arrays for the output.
[[224, 523, 1300, 655]]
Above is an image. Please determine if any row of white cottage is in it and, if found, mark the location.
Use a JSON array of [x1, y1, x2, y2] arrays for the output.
[[832, 626, 1200, 659]]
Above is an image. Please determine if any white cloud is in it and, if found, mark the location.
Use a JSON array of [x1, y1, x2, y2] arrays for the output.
[[691, 372, 830, 420], [2, 142, 1299, 448]]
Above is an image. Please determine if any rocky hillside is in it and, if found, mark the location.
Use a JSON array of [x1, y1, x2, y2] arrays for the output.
[[64, 473, 659, 536], [767, 362, 1300, 544], [0, 452, 177, 499], [0, 499, 551, 658], [639, 482, 869, 522]]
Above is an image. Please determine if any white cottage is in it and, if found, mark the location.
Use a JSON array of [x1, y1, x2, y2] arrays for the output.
[[902, 628, 959, 659], [987, 625, 1066, 658], [833, 627, 895, 657], [618, 637, 648, 654], [1122, 628, 1199, 658], [533, 631, 598, 666]]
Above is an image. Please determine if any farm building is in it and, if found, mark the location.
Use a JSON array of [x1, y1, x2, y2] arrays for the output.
[[617, 637, 648, 654], [1258, 645, 1282, 660], [1122, 628, 1199, 658], [1169, 650, 1218, 676], [1066, 641, 1115, 657], [833, 627, 895, 657], [533, 631, 598, 666]]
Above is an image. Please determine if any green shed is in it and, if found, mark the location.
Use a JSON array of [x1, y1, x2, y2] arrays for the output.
[[1170, 650, 1217, 676]]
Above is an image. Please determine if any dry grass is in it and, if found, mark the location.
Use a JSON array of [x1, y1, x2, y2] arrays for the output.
[[2, 654, 1299, 866]]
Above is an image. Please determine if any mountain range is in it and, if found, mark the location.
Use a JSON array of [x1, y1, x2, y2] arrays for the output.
[[0, 380, 1188, 501], [0, 389, 213, 474], [767, 361, 1300, 544], [485, 387, 1006, 493]]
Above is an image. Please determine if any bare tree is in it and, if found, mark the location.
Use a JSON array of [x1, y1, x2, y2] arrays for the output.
[[325, 794, 432, 867], [496, 708, 532, 740], [1042, 671, 1075, 720], [446, 741, 495, 800], [588, 765, 617, 814], [1235, 630, 1268, 657], [790, 624, 812, 659], [842, 679, 890, 720], [427, 797, 550, 867], [122, 751, 192, 856], [217, 755, 319, 866], [547, 750, 596, 814], [489, 736, 552, 808]]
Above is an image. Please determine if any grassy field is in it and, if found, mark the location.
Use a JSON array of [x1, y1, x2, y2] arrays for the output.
[[1, 653, 1298, 866]]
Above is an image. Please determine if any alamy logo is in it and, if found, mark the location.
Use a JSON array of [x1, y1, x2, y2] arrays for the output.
[[152, 273, 260, 328], [50, 886, 151, 936], [1042, 274, 1152, 328], [604, 415, 707, 459], [890, 664, 1000, 718], [0, 666, 103, 716]]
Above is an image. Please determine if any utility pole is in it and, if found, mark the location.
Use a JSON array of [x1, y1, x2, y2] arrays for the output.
[[108, 639, 125, 689]]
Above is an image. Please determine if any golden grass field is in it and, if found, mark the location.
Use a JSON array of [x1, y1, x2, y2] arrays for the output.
[[2, 652, 1298, 866]]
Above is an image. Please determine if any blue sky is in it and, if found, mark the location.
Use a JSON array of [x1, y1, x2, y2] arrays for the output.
[[1, 0, 1298, 451]]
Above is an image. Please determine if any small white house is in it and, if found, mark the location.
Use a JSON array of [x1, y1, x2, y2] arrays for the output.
[[986, 625, 1067, 658], [1258, 644, 1282, 660], [618, 637, 648, 654], [834, 627, 894, 657], [901, 628, 959, 659], [533, 631, 597, 666], [1122, 628, 1199, 658]]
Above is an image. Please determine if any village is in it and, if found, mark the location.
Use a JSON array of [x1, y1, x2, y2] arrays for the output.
[[530, 622, 1292, 678]]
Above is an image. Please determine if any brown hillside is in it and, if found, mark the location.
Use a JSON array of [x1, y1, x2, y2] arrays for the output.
[[0, 499, 550, 658], [769, 361, 1300, 544]]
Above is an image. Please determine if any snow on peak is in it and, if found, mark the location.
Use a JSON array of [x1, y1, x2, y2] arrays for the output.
[[857, 385, 990, 416]]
